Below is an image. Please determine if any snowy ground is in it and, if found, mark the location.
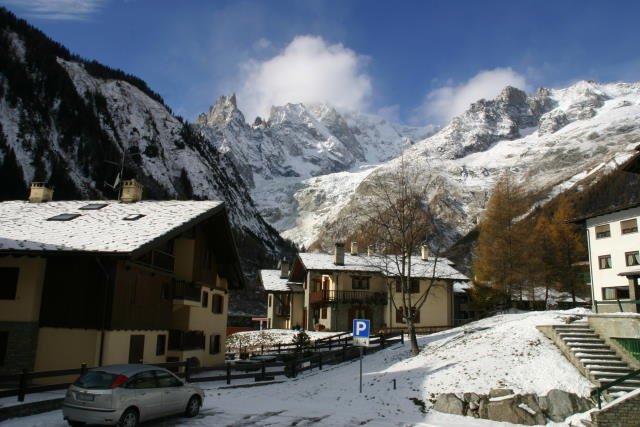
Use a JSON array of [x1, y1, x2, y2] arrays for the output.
[[1, 309, 595, 426]]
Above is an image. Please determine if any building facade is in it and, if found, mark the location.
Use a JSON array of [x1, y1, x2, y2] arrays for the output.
[[262, 243, 470, 332], [0, 182, 243, 374]]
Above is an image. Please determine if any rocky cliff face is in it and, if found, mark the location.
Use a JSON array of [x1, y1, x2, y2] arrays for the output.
[[195, 96, 436, 237]]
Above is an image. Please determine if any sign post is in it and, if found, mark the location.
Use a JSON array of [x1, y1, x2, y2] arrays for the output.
[[352, 319, 370, 393]]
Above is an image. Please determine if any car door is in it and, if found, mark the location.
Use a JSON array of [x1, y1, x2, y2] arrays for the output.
[[126, 371, 164, 421], [154, 370, 188, 415]]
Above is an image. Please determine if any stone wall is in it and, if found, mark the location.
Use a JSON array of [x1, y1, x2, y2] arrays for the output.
[[0, 321, 39, 375], [590, 390, 640, 426]]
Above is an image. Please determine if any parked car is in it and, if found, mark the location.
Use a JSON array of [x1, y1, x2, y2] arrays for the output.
[[62, 364, 204, 426]]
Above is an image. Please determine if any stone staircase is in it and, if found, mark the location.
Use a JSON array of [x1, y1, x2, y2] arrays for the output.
[[551, 322, 639, 396]]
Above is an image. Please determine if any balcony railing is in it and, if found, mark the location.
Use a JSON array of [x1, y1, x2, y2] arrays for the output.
[[168, 329, 205, 351], [171, 279, 202, 302], [309, 290, 387, 305]]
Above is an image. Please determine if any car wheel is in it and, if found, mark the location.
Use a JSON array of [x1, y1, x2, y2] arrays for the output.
[[185, 395, 201, 417], [67, 421, 85, 427], [117, 407, 139, 427]]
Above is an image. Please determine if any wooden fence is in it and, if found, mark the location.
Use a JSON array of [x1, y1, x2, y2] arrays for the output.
[[0, 332, 403, 403]]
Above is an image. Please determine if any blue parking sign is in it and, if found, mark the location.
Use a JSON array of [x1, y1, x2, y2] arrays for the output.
[[353, 319, 370, 347]]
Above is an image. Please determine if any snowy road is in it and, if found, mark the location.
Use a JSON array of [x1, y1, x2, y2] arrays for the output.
[[1, 310, 593, 426]]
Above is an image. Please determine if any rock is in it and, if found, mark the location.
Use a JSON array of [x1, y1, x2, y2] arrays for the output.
[[544, 389, 594, 422], [433, 393, 466, 416], [486, 396, 545, 425], [489, 388, 515, 398], [518, 394, 547, 425], [463, 392, 482, 417]]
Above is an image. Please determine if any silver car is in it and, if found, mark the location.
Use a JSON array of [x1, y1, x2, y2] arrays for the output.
[[62, 364, 204, 427]]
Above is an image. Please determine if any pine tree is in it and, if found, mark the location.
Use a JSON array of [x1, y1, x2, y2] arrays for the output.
[[547, 197, 587, 303], [473, 171, 530, 305]]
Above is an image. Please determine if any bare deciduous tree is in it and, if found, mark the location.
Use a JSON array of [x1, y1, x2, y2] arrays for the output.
[[350, 155, 442, 355]]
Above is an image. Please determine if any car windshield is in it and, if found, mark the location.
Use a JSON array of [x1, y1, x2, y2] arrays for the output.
[[74, 371, 118, 390]]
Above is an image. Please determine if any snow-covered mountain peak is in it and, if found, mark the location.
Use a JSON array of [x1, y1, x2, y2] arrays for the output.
[[196, 94, 245, 128]]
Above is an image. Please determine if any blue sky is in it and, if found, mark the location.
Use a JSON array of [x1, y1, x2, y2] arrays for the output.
[[2, 0, 640, 125]]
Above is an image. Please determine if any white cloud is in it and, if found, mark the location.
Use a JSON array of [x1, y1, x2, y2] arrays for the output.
[[416, 67, 529, 124], [253, 37, 272, 50], [2, 0, 106, 21], [237, 35, 372, 120]]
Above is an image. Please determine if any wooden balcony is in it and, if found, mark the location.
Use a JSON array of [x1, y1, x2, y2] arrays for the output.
[[309, 290, 387, 306], [171, 279, 201, 304]]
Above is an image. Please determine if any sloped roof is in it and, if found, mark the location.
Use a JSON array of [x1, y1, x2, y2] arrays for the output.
[[259, 269, 304, 293], [297, 252, 469, 281], [0, 200, 224, 254]]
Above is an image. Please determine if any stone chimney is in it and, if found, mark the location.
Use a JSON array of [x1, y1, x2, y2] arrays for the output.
[[334, 242, 345, 266], [421, 245, 429, 261], [119, 179, 143, 203], [279, 258, 289, 279], [350, 241, 358, 256], [28, 182, 54, 203], [367, 245, 374, 256]]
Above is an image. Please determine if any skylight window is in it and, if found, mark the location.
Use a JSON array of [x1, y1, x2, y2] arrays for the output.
[[47, 213, 81, 221], [123, 214, 145, 221], [79, 203, 109, 210]]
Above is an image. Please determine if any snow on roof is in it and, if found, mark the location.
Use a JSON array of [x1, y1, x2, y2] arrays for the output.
[[297, 252, 469, 281], [259, 269, 303, 293], [0, 200, 224, 254], [453, 281, 472, 293]]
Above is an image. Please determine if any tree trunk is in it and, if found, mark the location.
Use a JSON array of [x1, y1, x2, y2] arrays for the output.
[[408, 320, 419, 355]]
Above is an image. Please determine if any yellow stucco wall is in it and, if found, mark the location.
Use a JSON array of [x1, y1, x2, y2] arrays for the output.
[[34, 327, 100, 371], [0, 256, 46, 322], [101, 329, 169, 365], [388, 280, 451, 327]]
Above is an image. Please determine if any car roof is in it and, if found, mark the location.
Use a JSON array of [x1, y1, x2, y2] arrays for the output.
[[91, 364, 168, 376]]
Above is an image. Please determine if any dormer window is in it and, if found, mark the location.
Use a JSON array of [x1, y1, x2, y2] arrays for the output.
[[79, 203, 108, 210], [595, 224, 611, 239], [47, 213, 81, 221], [123, 214, 145, 221]]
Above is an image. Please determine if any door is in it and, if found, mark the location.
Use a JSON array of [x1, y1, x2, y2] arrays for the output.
[[129, 335, 145, 363], [155, 370, 187, 415], [348, 306, 372, 329], [126, 370, 164, 421], [303, 308, 307, 330]]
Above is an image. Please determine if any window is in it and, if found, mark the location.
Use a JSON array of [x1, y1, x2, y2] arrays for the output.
[[155, 370, 182, 387], [79, 203, 108, 210], [395, 307, 420, 323], [212, 294, 224, 314], [626, 251, 640, 267], [0, 331, 7, 366], [156, 335, 166, 356], [0, 268, 19, 300], [603, 286, 630, 300], [47, 213, 80, 221], [123, 214, 145, 221], [321, 307, 327, 319], [126, 371, 158, 389], [595, 224, 611, 239], [598, 255, 612, 269], [395, 278, 420, 293], [351, 276, 370, 290], [209, 335, 221, 355], [621, 219, 638, 235], [201, 291, 209, 308]]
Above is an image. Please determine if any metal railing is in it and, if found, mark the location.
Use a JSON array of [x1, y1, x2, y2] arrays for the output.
[[309, 290, 387, 305], [590, 368, 640, 409], [594, 299, 640, 313]]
